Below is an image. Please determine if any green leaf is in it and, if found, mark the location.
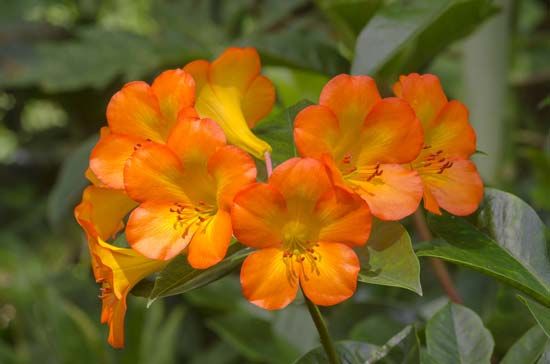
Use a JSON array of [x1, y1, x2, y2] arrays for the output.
[[207, 312, 299, 364], [254, 99, 313, 167], [47, 135, 97, 228], [426, 303, 494, 364], [519, 296, 550, 338], [293, 341, 379, 364], [416, 188, 550, 306], [147, 243, 251, 305], [358, 221, 422, 295], [501, 325, 549, 364], [352, 0, 497, 82]]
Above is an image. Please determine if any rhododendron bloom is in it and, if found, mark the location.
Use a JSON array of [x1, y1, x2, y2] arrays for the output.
[[90, 69, 197, 189], [75, 188, 165, 349], [294, 74, 424, 221], [393, 73, 483, 215], [124, 117, 256, 268], [184, 47, 275, 159], [232, 158, 371, 310]]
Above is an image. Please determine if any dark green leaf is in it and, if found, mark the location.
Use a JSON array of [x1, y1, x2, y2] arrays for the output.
[[358, 221, 422, 295], [426, 303, 494, 364], [293, 341, 379, 364], [47, 135, 97, 228], [207, 312, 299, 364], [519, 296, 550, 338], [147, 243, 251, 305], [416, 188, 550, 306], [501, 325, 548, 364], [352, 0, 497, 83]]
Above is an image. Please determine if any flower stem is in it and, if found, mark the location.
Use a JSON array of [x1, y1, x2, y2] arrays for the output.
[[413, 210, 463, 304], [264, 151, 273, 177], [303, 293, 340, 364]]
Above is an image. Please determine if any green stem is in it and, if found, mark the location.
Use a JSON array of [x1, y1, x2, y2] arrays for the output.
[[303, 292, 340, 364]]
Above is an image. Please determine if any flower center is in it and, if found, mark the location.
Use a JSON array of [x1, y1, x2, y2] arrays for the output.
[[281, 221, 321, 285], [170, 201, 215, 237], [413, 145, 453, 174]]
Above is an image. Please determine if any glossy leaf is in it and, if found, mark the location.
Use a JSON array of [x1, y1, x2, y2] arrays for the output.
[[519, 296, 550, 338], [147, 243, 251, 305], [417, 189, 550, 306], [426, 303, 494, 364], [358, 221, 422, 295], [352, 0, 497, 82], [501, 325, 549, 364]]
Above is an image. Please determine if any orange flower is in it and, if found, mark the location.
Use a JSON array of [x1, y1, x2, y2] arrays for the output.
[[393, 74, 483, 215], [75, 187, 165, 349], [123, 117, 256, 268], [231, 158, 371, 310], [294, 74, 424, 221], [90, 69, 197, 189], [184, 47, 275, 159]]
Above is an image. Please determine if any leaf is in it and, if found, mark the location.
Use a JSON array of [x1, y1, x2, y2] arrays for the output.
[[293, 341, 379, 364], [254, 99, 313, 167], [501, 325, 549, 364], [147, 243, 251, 305], [416, 188, 550, 306], [47, 134, 97, 228], [207, 312, 299, 364], [358, 221, 422, 295], [352, 0, 497, 82], [519, 295, 550, 338], [426, 303, 494, 364]]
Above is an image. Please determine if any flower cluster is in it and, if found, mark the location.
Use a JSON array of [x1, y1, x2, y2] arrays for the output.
[[75, 47, 483, 348]]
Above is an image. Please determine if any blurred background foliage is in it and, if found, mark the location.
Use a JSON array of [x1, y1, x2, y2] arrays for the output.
[[0, 0, 548, 363]]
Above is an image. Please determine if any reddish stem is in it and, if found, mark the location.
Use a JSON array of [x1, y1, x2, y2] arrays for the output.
[[264, 152, 273, 177]]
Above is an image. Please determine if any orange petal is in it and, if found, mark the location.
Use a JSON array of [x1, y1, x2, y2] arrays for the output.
[[232, 183, 287, 249], [123, 143, 190, 203], [393, 73, 447, 127], [208, 145, 257, 211], [357, 98, 424, 165], [294, 105, 340, 159], [316, 188, 371, 247], [242, 75, 275, 128], [183, 59, 209, 91], [346, 164, 423, 221], [240, 248, 299, 310], [187, 210, 232, 269], [151, 69, 195, 126], [425, 101, 476, 159], [300, 242, 359, 306], [107, 298, 127, 349], [106, 81, 166, 142], [210, 47, 261, 93], [126, 201, 196, 260], [269, 158, 332, 213], [421, 159, 483, 216], [319, 74, 381, 134], [90, 133, 142, 190]]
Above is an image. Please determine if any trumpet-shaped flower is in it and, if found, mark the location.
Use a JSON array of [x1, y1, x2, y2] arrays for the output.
[[90, 69, 197, 189], [393, 74, 483, 215], [294, 74, 424, 221], [75, 187, 165, 348], [232, 158, 371, 310], [123, 117, 256, 268], [184, 47, 275, 159]]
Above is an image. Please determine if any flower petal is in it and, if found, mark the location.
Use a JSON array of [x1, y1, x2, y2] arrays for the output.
[[107, 81, 166, 142], [183, 59, 209, 91], [123, 143, 190, 203], [90, 133, 142, 190], [393, 73, 448, 127], [357, 98, 424, 165], [187, 210, 232, 269], [107, 298, 126, 349], [151, 69, 196, 125], [316, 187, 371, 246], [346, 164, 423, 220], [421, 159, 483, 216], [232, 183, 287, 249], [425, 100, 476, 159], [240, 248, 299, 310], [208, 145, 257, 211], [242, 75, 275, 128], [294, 105, 340, 159], [300, 242, 359, 306], [210, 47, 261, 93], [126, 201, 196, 260]]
